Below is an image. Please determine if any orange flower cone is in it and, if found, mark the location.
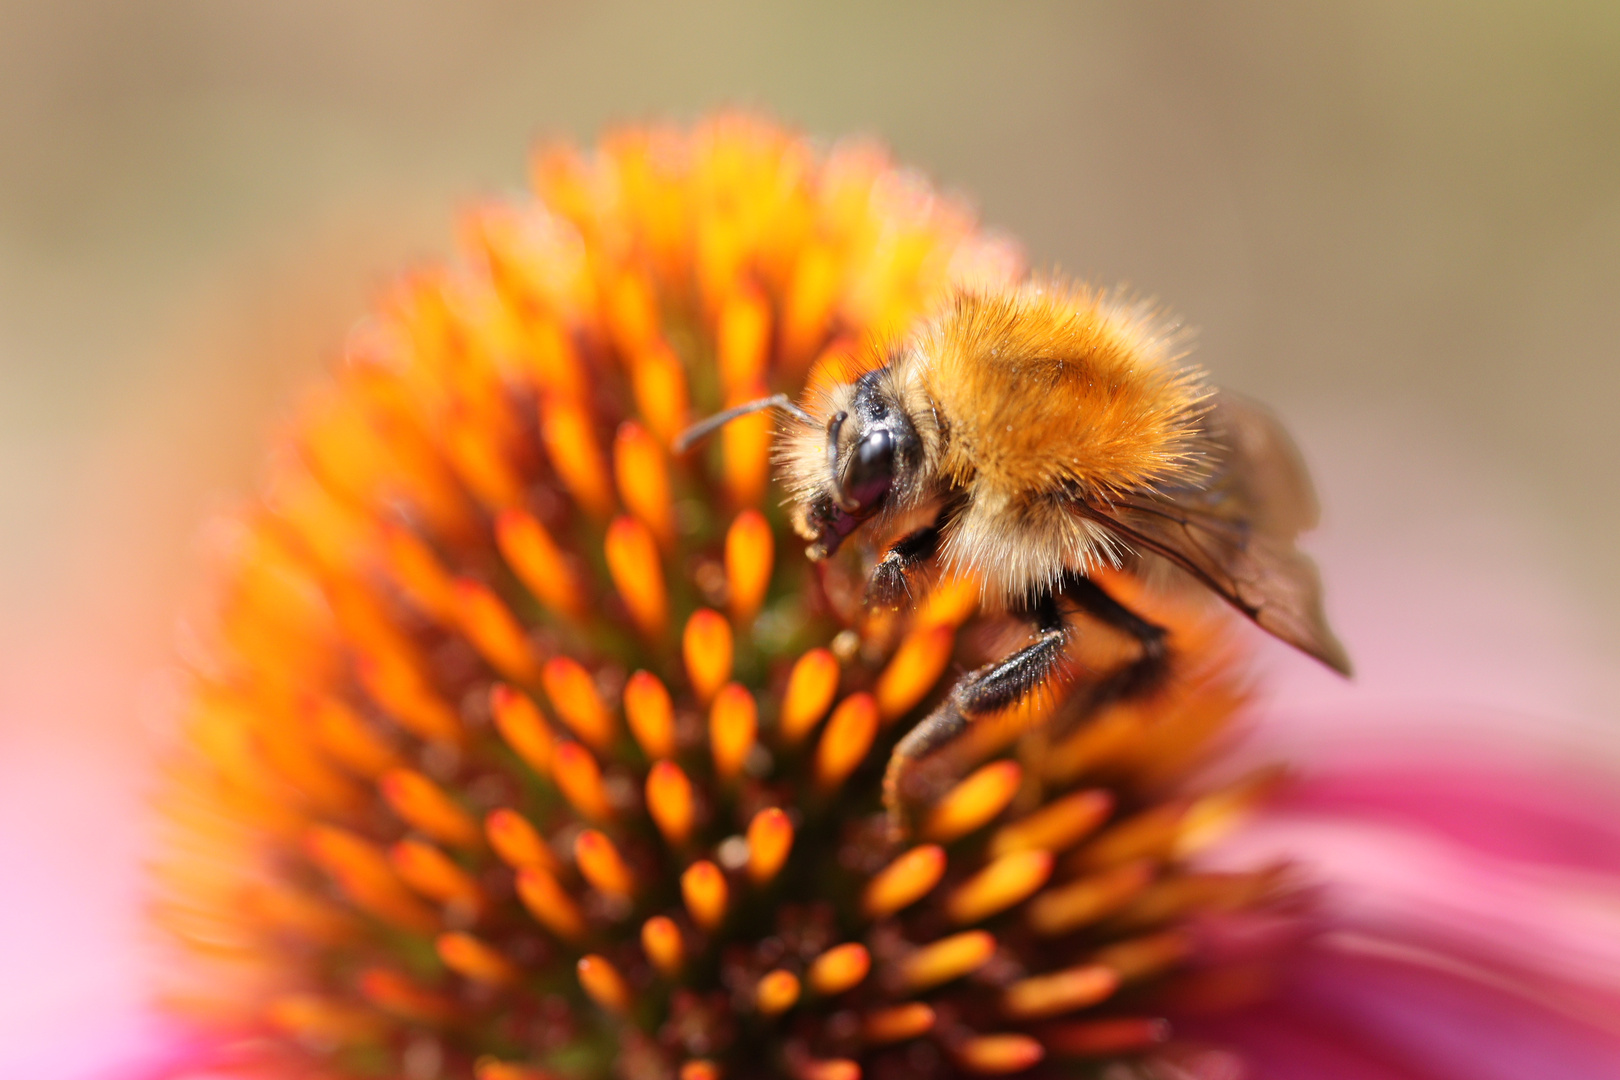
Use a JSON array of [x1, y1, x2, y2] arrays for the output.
[[155, 115, 1296, 1080]]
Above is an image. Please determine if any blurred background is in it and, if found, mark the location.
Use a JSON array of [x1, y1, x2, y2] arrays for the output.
[[1, 3, 1616, 1076]]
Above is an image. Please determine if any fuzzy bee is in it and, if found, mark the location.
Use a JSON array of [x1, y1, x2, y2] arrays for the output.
[[678, 281, 1349, 829]]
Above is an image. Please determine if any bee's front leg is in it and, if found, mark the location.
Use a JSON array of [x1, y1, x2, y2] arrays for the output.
[[882, 590, 1068, 837], [866, 523, 942, 610]]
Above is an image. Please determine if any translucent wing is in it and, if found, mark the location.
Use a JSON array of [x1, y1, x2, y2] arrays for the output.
[[1077, 392, 1352, 675]]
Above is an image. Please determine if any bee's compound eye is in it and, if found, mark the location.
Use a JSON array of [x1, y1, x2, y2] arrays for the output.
[[843, 428, 895, 511]]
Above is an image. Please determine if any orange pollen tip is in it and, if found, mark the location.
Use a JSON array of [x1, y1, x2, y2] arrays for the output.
[[389, 839, 481, 906], [512, 312, 585, 403], [356, 653, 461, 744], [252, 885, 350, 942], [623, 670, 676, 758], [1002, 964, 1120, 1020], [646, 761, 696, 846], [953, 1034, 1045, 1075], [894, 931, 997, 992], [266, 994, 376, 1043], [454, 578, 543, 684], [947, 850, 1054, 925], [679, 1063, 718, 1080], [248, 696, 362, 811], [540, 657, 615, 751], [605, 269, 658, 356], [862, 844, 947, 919], [1027, 860, 1156, 937], [724, 508, 774, 625], [720, 394, 772, 506], [814, 693, 879, 791], [485, 808, 559, 873], [551, 741, 614, 821], [756, 970, 801, 1016], [539, 395, 615, 519], [1068, 802, 1187, 872], [796, 1060, 860, 1080], [1093, 930, 1192, 983], [718, 282, 771, 395], [577, 954, 632, 1014], [783, 247, 837, 362], [807, 943, 870, 996], [916, 573, 981, 628], [1040, 1017, 1171, 1057], [863, 1003, 936, 1044], [875, 624, 956, 721], [495, 508, 585, 619], [379, 768, 481, 848], [1175, 769, 1284, 857], [683, 609, 734, 704], [358, 969, 454, 1024], [380, 523, 456, 620], [779, 647, 840, 744], [682, 860, 728, 930], [924, 760, 1024, 842], [613, 421, 674, 543], [308, 696, 399, 777], [490, 683, 555, 778], [446, 419, 526, 512], [515, 867, 585, 941], [305, 825, 436, 933], [629, 342, 690, 446], [641, 914, 685, 976], [477, 1060, 559, 1080], [437, 932, 518, 986], [745, 807, 793, 885], [989, 788, 1115, 859], [709, 683, 757, 782], [302, 828, 383, 889], [605, 515, 668, 637], [574, 828, 635, 897]]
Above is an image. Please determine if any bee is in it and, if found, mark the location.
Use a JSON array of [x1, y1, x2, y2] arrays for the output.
[[677, 281, 1349, 830]]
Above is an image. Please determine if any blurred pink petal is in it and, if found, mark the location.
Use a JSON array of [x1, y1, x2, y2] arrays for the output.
[[1276, 761, 1620, 876], [1195, 937, 1620, 1080], [1190, 740, 1620, 1077]]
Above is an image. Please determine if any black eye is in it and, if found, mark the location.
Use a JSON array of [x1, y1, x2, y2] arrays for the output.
[[842, 428, 895, 511]]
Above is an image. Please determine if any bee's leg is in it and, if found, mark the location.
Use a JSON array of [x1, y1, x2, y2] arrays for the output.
[[1060, 572, 1169, 700], [883, 590, 1068, 835], [866, 523, 943, 609]]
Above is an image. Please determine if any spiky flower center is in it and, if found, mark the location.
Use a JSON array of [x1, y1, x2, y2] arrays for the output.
[[158, 116, 1282, 1080]]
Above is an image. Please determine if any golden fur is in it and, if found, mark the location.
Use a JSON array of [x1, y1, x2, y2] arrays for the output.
[[917, 285, 1205, 497]]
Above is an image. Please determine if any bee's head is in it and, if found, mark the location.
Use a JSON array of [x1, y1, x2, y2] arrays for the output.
[[824, 371, 917, 512], [674, 366, 934, 562], [787, 368, 929, 560]]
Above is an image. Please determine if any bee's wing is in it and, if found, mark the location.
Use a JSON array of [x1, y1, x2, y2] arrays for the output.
[[1078, 392, 1352, 675], [1197, 391, 1321, 537]]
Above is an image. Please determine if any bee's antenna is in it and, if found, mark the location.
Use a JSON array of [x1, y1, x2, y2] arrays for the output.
[[672, 393, 815, 454]]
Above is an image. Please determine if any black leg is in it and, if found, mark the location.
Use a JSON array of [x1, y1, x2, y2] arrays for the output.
[[880, 575, 1172, 838], [1060, 573, 1168, 700], [883, 590, 1068, 834], [866, 524, 943, 609]]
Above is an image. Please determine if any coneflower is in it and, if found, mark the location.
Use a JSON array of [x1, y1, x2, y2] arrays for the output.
[[156, 115, 1294, 1080]]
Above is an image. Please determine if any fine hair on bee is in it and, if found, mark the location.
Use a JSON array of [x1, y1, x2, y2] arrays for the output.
[[676, 279, 1350, 836]]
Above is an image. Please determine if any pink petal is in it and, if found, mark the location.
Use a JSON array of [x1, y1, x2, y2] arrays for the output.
[[1187, 936, 1620, 1080], [1190, 747, 1620, 1077], [1276, 759, 1620, 877]]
